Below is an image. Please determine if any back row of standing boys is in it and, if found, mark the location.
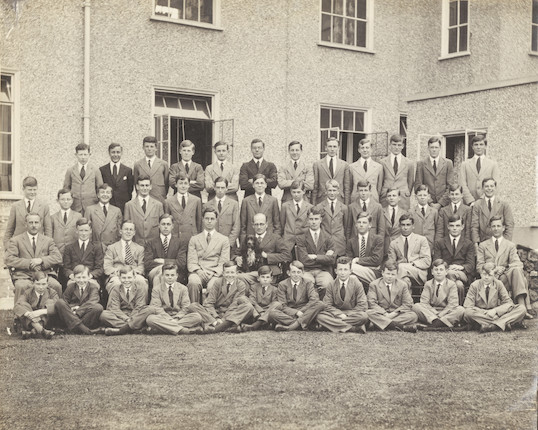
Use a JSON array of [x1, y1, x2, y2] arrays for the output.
[[5, 134, 532, 338]]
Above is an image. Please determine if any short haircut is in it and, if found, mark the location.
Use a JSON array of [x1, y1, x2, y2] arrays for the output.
[[143, 136, 157, 145], [356, 211, 372, 222], [162, 263, 178, 273], [159, 213, 174, 223], [57, 188, 72, 199], [203, 207, 218, 217], [73, 264, 90, 276], [447, 214, 462, 224], [481, 262, 496, 275], [251, 138, 265, 148], [382, 260, 398, 272], [358, 138, 371, 147], [289, 260, 304, 271], [223, 260, 238, 269], [257, 265, 272, 276], [336, 256, 351, 267], [214, 176, 229, 187], [25, 212, 41, 221], [22, 176, 38, 188], [325, 179, 340, 189], [390, 134, 403, 143], [416, 184, 429, 193], [326, 136, 339, 145], [108, 143, 122, 152], [307, 207, 323, 217], [399, 213, 415, 224], [432, 259, 448, 269], [121, 219, 135, 229], [472, 135, 487, 145], [290, 180, 305, 191], [252, 173, 266, 183], [356, 180, 370, 190], [427, 136, 441, 145], [32, 271, 47, 281], [387, 187, 400, 196], [119, 265, 134, 276], [76, 217, 91, 228], [448, 184, 463, 193], [180, 139, 195, 149], [481, 177, 496, 187], [288, 140, 302, 150], [489, 215, 505, 226], [175, 172, 189, 182], [98, 183, 113, 192], [213, 140, 229, 150], [75, 143, 90, 152], [136, 175, 151, 184]]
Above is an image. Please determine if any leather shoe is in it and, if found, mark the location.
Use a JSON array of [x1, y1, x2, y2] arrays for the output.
[[90, 327, 105, 335], [524, 312, 534, 320], [274, 324, 289, 332], [353, 324, 367, 334], [21, 330, 33, 340], [398, 324, 417, 333], [479, 324, 497, 333], [41, 329, 55, 339], [104, 328, 121, 336]]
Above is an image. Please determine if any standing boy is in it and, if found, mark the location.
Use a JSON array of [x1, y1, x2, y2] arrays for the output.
[[312, 137, 351, 205], [164, 173, 202, 242], [436, 184, 472, 241], [380, 134, 414, 210], [204, 177, 240, 247], [278, 141, 314, 203], [239, 138, 278, 197], [133, 136, 169, 204], [280, 180, 313, 255], [383, 188, 407, 253], [411, 184, 439, 251], [348, 180, 385, 238], [315, 179, 349, 257], [51, 188, 82, 255], [169, 140, 204, 198], [99, 143, 134, 213], [349, 138, 383, 203], [205, 141, 239, 201], [240, 174, 280, 240], [85, 183, 123, 248]]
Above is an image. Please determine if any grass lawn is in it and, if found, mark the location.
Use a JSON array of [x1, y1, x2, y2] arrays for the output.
[[0, 309, 536, 430]]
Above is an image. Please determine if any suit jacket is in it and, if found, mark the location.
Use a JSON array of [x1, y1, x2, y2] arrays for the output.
[[460, 156, 499, 204], [415, 157, 454, 206], [280, 200, 313, 244], [463, 278, 513, 315], [99, 162, 134, 213], [63, 163, 103, 213], [62, 280, 101, 308], [205, 161, 239, 200], [471, 197, 514, 244], [106, 283, 148, 318], [296, 229, 336, 272], [144, 235, 188, 276], [323, 277, 367, 316], [63, 240, 104, 279], [239, 159, 278, 197], [204, 197, 240, 246], [433, 236, 475, 276], [388, 233, 431, 269], [379, 155, 415, 209], [169, 161, 204, 197], [5, 233, 62, 280], [4, 199, 52, 246], [14, 286, 58, 318], [124, 196, 164, 245], [240, 194, 281, 239], [85, 203, 123, 247], [235, 232, 290, 276], [383, 206, 407, 252], [346, 233, 384, 268], [367, 278, 413, 313], [312, 157, 352, 205], [247, 283, 278, 313], [411, 205, 439, 251], [50, 210, 82, 255], [187, 231, 230, 276], [277, 159, 314, 203], [165, 194, 202, 241], [150, 279, 191, 317], [276, 277, 320, 315], [476, 238, 523, 274], [103, 240, 145, 276], [133, 157, 169, 204], [420, 278, 459, 314], [436, 203, 472, 241], [315, 199, 350, 256], [204, 278, 247, 317], [348, 200, 385, 238], [349, 158, 383, 203]]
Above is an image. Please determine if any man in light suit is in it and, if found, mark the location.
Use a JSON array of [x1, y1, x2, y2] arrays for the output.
[[316, 257, 369, 333], [383, 188, 408, 253], [366, 261, 418, 332], [169, 140, 205, 198], [280, 180, 313, 255], [99, 143, 134, 214], [240, 174, 281, 241], [164, 173, 202, 242], [5, 213, 63, 303], [348, 180, 385, 238], [463, 262, 526, 332], [133, 136, 169, 204], [349, 139, 383, 203], [4, 176, 52, 247], [477, 216, 533, 319], [187, 208, 230, 304], [412, 259, 464, 330], [312, 137, 352, 205], [460, 135, 499, 205], [239, 138, 278, 197], [471, 178, 514, 245], [205, 141, 240, 201], [436, 184, 472, 241], [51, 189, 82, 256], [346, 212, 384, 288], [103, 220, 147, 294], [204, 177, 240, 247], [388, 214, 431, 288], [415, 136, 454, 208], [412, 185, 439, 251], [278, 141, 314, 203], [85, 184, 123, 248], [379, 134, 415, 210], [124, 175, 164, 245]]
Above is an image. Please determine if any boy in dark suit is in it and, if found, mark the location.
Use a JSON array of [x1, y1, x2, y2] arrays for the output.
[[240, 265, 280, 331], [169, 140, 204, 197], [99, 143, 134, 213], [51, 189, 82, 256], [436, 184, 472, 241], [239, 138, 278, 197]]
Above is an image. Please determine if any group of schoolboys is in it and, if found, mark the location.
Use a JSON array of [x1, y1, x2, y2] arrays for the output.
[[5, 134, 532, 339]]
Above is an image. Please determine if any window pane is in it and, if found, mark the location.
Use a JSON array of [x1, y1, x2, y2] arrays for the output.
[[0, 163, 12, 192], [185, 0, 199, 21], [0, 105, 11, 132], [346, 0, 355, 17], [533, 0, 538, 23], [322, 0, 331, 13], [449, 1, 458, 26], [331, 110, 342, 129], [194, 100, 210, 118], [333, 16, 343, 43], [0, 134, 11, 161], [200, 0, 212, 23], [532, 26, 538, 52], [333, 0, 343, 15], [448, 27, 457, 53], [321, 108, 330, 128], [321, 14, 332, 41], [356, 20, 366, 47], [355, 112, 364, 131], [169, 0, 182, 19], [155, 95, 165, 107], [345, 18, 355, 45], [155, 0, 169, 16], [344, 111, 354, 131], [320, 130, 329, 153], [357, 0, 366, 19], [459, 0, 468, 24], [180, 98, 195, 110], [164, 96, 179, 109], [0, 76, 11, 103], [459, 25, 468, 51]]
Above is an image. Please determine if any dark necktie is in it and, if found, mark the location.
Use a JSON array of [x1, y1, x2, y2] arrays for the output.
[[63, 212, 68, 224], [436, 283, 441, 297], [391, 208, 396, 226], [340, 282, 346, 301], [163, 236, 169, 255], [453, 204, 458, 214], [293, 283, 298, 301], [220, 162, 224, 172], [126, 288, 130, 302], [296, 203, 300, 215], [293, 161, 298, 170], [113, 164, 118, 178], [257, 235, 262, 245], [218, 200, 222, 213], [360, 236, 366, 258], [485, 285, 490, 303], [185, 163, 190, 174], [488, 199, 492, 212], [81, 241, 85, 254], [168, 286, 174, 307], [495, 239, 499, 252], [207, 232, 211, 244], [386, 284, 391, 300], [362, 201, 367, 212], [148, 159, 151, 169], [404, 237, 409, 261], [27, 200, 31, 213], [452, 238, 456, 255], [313, 231, 318, 246], [433, 160, 437, 173], [226, 283, 231, 295], [476, 157, 481, 173], [181, 195, 186, 209], [258, 196, 262, 207], [103, 205, 108, 217], [32, 236, 36, 254], [329, 157, 334, 177], [80, 166, 86, 179], [393, 157, 398, 175], [363, 160, 367, 172], [80, 287, 84, 299], [256, 160, 260, 170], [141, 199, 146, 214], [125, 241, 134, 265], [262, 286, 267, 295], [36, 294, 43, 308], [421, 207, 426, 217], [331, 201, 334, 215]]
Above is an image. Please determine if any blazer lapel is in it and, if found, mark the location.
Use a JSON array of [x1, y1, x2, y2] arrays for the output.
[[320, 157, 331, 177], [423, 159, 435, 177]]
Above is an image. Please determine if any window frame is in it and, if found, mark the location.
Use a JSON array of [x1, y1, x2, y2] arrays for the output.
[[151, 0, 223, 31], [440, 0, 470, 60], [531, 0, 538, 54], [318, 0, 375, 54]]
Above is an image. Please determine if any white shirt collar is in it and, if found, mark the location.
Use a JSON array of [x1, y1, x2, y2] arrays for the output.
[[78, 162, 87, 172], [327, 198, 337, 206], [27, 232, 38, 241], [146, 156, 156, 163], [493, 236, 503, 245], [177, 193, 188, 202], [486, 196, 495, 203], [294, 200, 303, 207], [121, 239, 131, 246], [253, 157, 264, 164], [24, 198, 34, 208], [429, 156, 439, 164], [110, 161, 120, 171], [160, 233, 171, 242], [473, 154, 482, 161], [339, 278, 348, 288], [309, 229, 320, 236], [256, 231, 267, 240], [78, 239, 88, 247], [99, 202, 108, 209], [449, 235, 461, 246], [138, 195, 148, 205], [359, 232, 369, 241], [255, 193, 264, 200], [204, 229, 215, 237], [390, 154, 401, 163], [217, 196, 226, 203]]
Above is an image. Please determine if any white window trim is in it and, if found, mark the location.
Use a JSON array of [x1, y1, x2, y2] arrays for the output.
[[318, 0, 375, 53], [439, 0, 470, 60], [151, 0, 223, 31], [0, 69, 21, 199], [440, 128, 488, 158]]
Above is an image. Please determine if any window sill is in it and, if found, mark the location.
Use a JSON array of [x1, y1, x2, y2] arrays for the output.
[[317, 41, 375, 55], [529, 51, 538, 57], [150, 15, 223, 31], [438, 51, 471, 61], [0, 193, 23, 201]]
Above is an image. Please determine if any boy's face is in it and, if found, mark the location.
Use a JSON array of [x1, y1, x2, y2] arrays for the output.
[[355, 217, 370, 235], [34, 278, 48, 295], [288, 144, 302, 161], [23, 185, 38, 200], [480, 270, 494, 284], [74, 270, 90, 288], [76, 224, 92, 242], [176, 179, 190, 194], [214, 181, 227, 199], [472, 140, 486, 156], [428, 142, 441, 158], [253, 178, 267, 195], [76, 149, 90, 165], [400, 219, 414, 236], [109, 146, 122, 163], [288, 265, 303, 283], [325, 141, 339, 158], [357, 186, 370, 201], [335, 263, 351, 281], [387, 191, 400, 206], [308, 214, 322, 231], [223, 266, 238, 283], [326, 185, 339, 200], [483, 180, 496, 198], [159, 217, 173, 236], [120, 271, 135, 288], [203, 212, 217, 231], [98, 187, 112, 204], [432, 264, 447, 282], [448, 220, 463, 237], [58, 192, 73, 210], [490, 220, 505, 238], [358, 143, 371, 159], [180, 146, 194, 161], [163, 269, 178, 285], [143, 142, 157, 158], [389, 140, 404, 155], [449, 189, 463, 204], [416, 190, 429, 206], [291, 188, 304, 202], [214, 145, 228, 162], [120, 223, 136, 241], [258, 273, 272, 286], [251, 142, 264, 159], [136, 180, 152, 197], [382, 268, 397, 284]]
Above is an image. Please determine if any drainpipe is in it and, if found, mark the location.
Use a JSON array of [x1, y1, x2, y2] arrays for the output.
[[83, 0, 90, 145]]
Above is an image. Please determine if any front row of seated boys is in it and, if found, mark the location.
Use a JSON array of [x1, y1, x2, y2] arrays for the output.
[[14, 254, 527, 339]]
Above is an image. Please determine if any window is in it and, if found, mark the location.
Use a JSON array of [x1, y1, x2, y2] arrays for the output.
[[320, 106, 367, 162], [532, 0, 538, 52], [0, 73, 16, 193], [153, 0, 219, 28], [442, 129, 486, 183], [399, 114, 407, 156], [320, 0, 373, 51], [441, 0, 469, 57]]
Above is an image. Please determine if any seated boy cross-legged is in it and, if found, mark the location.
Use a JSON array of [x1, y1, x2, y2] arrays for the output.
[[316, 257, 369, 333]]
